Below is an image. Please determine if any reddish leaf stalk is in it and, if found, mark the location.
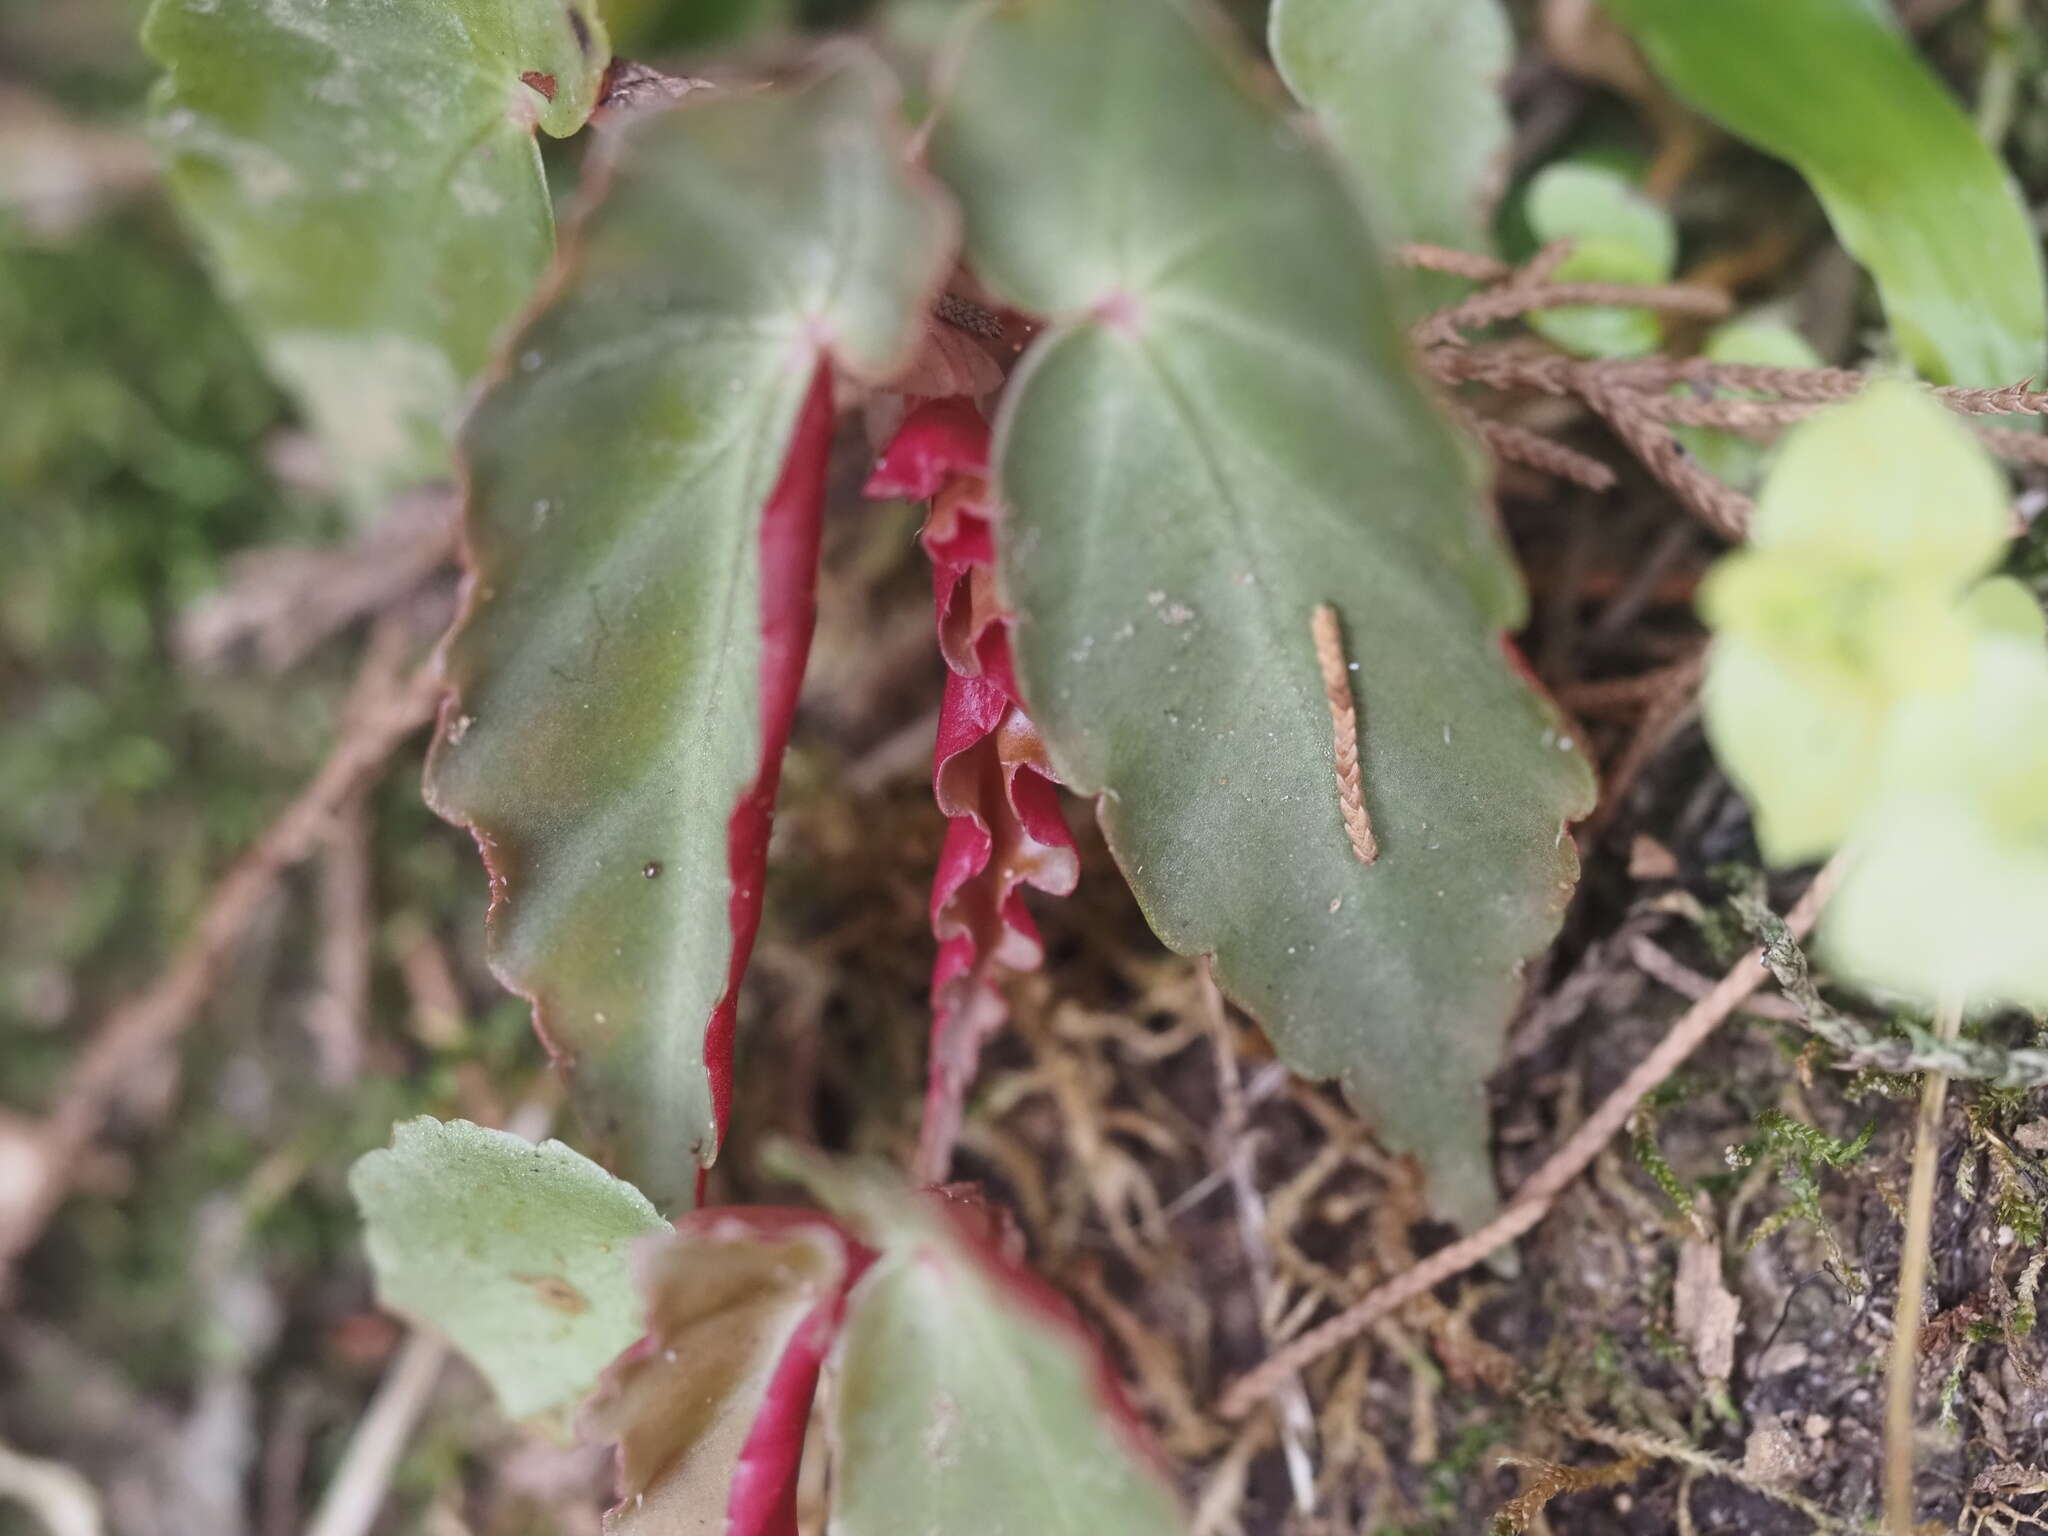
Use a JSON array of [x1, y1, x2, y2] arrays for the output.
[[720, 1214, 870, 1536], [707, 365, 836, 1155], [866, 398, 1078, 1186], [591, 1208, 872, 1536]]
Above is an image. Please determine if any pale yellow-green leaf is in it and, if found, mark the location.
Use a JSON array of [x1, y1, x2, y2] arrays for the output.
[[350, 1117, 668, 1420], [1701, 380, 2048, 1008], [1825, 636, 2048, 1006], [1744, 377, 2009, 573], [1701, 381, 2012, 862]]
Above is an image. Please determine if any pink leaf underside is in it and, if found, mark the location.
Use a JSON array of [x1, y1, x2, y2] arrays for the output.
[[586, 1209, 870, 1536], [864, 398, 1078, 1168]]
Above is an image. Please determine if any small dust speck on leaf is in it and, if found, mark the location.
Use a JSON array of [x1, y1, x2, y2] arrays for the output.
[[513, 1272, 589, 1315]]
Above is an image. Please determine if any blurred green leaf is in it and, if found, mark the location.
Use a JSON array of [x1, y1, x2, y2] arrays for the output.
[[1702, 380, 2008, 860], [1270, 0, 1512, 311], [425, 58, 955, 1208], [350, 1117, 668, 1419], [782, 1156, 1184, 1536], [1523, 161, 1674, 358], [1598, 0, 2046, 385], [142, 0, 611, 511], [929, 0, 1594, 1230], [1825, 635, 2048, 1005], [599, 0, 788, 52], [1702, 381, 2048, 1007]]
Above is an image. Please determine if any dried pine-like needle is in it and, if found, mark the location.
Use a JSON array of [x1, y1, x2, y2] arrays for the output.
[[1310, 604, 1377, 865], [1490, 1453, 1646, 1535]]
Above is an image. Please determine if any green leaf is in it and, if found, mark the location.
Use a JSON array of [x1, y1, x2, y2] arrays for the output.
[[349, 1117, 668, 1420], [142, 0, 610, 510], [780, 1156, 1184, 1536], [1523, 161, 1675, 359], [1269, 0, 1513, 309], [928, 0, 1594, 1230], [424, 57, 955, 1209], [1825, 635, 2048, 1006], [1597, 0, 2046, 385], [1701, 381, 2048, 1008], [1701, 379, 2008, 861], [599, 0, 786, 52]]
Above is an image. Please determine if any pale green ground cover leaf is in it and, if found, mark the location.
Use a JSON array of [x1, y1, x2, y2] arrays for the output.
[[928, 0, 1595, 1230], [1599, 0, 2045, 385], [1269, 0, 1513, 311], [424, 57, 955, 1210], [350, 1117, 667, 1419], [1522, 161, 1675, 358], [1827, 637, 2048, 1004], [143, 0, 611, 510], [773, 1154, 1184, 1536], [1702, 380, 2008, 861], [1701, 381, 2048, 1006]]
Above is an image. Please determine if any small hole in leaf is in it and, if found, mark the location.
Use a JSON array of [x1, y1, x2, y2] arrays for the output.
[[643, 861, 663, 879]]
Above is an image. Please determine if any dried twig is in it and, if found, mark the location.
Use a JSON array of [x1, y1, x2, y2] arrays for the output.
[[1582, 644, 1708, 837], [1310, 605, 1378, 865], [1558, 659, 1707, 715], [0, 1438, 102, 1536], [1580, 386, 1755, 539], [1628, 933, 1804, 1023], [1457, 406, 1618, 491], [1886, 988, 1967, 1533], [302, 1333, 448, 1536], [1396, 246, 2048, 537], [177, 490, 455, 673], [306, 789, 373, 1087], [1218, 857, 1843, 1418], [1395, 243, 1514, 283], [1973, 423, 2048, 471], [0, 642, 441, 1281], [1199, 967, 1318, 1516], [1415, 277, 1732, 350]]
